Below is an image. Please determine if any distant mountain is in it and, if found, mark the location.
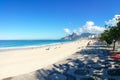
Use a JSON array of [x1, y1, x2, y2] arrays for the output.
[[61, 32, 78, 40], [61, 32, 95, 40], [80, 33, 95, 38]]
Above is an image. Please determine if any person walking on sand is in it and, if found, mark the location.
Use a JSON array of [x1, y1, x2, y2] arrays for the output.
[[87, 41, 91, 47]]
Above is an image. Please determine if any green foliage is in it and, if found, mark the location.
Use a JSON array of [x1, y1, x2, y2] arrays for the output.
[[116, 21, 120, 39], [100, 17, 120, 51], [100, 29, 112, 45], [108, 21, 120, 41]]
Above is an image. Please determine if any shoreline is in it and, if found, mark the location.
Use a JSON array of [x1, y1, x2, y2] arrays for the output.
[[0, 40, 73, 52]]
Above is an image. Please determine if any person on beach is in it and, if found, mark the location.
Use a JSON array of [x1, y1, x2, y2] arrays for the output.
[[87, 41, 91, 47]]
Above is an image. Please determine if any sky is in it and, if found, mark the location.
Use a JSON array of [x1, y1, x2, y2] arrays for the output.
[[0, 0, 120, 40]]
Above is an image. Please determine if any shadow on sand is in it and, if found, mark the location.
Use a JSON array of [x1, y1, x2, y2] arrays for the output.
[[36, 45, 120, 80], [3, 45, 120, 80]]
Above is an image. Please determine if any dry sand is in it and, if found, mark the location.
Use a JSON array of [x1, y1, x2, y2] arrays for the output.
[[0, 39, 90, 79]]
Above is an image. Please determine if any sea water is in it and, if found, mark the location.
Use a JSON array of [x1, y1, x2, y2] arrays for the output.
[[0, 40, 71, 49]]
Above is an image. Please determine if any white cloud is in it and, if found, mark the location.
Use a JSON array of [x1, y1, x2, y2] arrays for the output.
[[73, 29, 79, 35], [86, 21, 94, 26], [75, 21, 104, 34], [64, 28, 71, 35], [105, 14, 120, 26], [115, 14, 120, 20], [64, 21, 105, 35]]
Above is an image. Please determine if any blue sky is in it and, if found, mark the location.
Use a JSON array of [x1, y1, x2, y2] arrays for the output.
[[0, 0, 120, 40]]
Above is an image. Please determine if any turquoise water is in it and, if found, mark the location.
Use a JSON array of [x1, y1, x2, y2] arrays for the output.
[[0, 40, 71, 48]]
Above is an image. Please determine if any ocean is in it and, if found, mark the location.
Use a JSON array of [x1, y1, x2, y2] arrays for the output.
[[0, 40, 71, 49]]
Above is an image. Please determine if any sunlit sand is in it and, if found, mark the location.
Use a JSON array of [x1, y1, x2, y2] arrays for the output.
[[0, 39, 89, 79]]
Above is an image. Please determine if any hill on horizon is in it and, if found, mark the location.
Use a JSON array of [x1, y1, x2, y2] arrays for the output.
[[61, 32, 95, 40]]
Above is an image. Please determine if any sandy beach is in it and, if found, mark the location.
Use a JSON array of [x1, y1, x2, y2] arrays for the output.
[[0, 39, 90, 79], [1, 39, 120, 80]]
